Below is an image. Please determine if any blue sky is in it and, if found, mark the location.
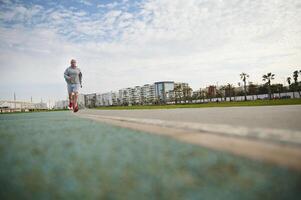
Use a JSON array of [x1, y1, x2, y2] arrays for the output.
[[0, 0, 300, 103]]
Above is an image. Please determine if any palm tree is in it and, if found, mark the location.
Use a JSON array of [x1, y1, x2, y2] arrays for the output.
[[173, 85, 182, 104], [248, 82, 258, 100], [197, 89, 201, 102], [199, 89, 206, 103], [293, 70, 300, 97], [182, 86, 192, 103], [262, 72, 275, 100], [287, 77, 291, 86], [220, 85, 227, 101], [277, 84, 284, 98], [215, 88, 223, 102], [271, 84, 283, 98], [226, 83, 234, 101], [299, 70, 301, 96], [240, 73, 249, 101], [287, 77, 293, 98], [293, 70, 299, 83]]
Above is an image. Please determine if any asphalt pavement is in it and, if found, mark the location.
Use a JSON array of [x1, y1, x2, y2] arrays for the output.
[[77, 105, 301, 170], [79, 105, 301, 131]]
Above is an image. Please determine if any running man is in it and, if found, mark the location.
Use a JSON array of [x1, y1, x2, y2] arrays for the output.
[[64, 59, 82, 112]]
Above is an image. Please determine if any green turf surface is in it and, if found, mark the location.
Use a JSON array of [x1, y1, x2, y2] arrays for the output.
[[95, 99, 301, 110], [0, 112, 300, 199], [0, 109, 69, 114]]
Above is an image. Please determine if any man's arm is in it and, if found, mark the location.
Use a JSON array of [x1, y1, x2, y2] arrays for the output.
[[64, 68, 71, 82], [79, 70, 82, 87]]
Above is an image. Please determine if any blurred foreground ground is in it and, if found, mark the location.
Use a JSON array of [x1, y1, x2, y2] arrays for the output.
[[0, 111, 300, 199]]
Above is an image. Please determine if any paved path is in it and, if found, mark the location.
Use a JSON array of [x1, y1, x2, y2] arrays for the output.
[[77, 105, 301, 170], [79, 105, 301, 131]]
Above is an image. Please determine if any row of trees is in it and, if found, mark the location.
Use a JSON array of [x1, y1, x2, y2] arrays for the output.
[[286, 70, 301, 98], [245, 70, 301, 100], [172, 70, 301, 104]]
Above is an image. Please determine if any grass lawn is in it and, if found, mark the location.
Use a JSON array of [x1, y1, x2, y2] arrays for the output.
[[0, 111, 300, 199], [95, 98, 301, 110]]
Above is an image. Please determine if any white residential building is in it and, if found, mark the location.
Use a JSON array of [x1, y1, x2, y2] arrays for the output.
[[133, 86, 142, 105], [85, 93, 97, 108], [35, 102, 48, 109], [118, 88, 133, 105], [78, 93, 85, 108], [118, 89, 126, 105], [141, 84, 156, 104], [96, 92, 113, 106], [0, 100, 36, 112], [111, 92, 118, 105], [54, 100, 69, 109]]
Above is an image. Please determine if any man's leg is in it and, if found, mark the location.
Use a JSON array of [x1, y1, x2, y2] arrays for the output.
[[74, 92, 78, 108], [73, 92, 79, 112], [70, 92, 74, 109], [68, 93, 73, 109], [72, 84, 80, 112]]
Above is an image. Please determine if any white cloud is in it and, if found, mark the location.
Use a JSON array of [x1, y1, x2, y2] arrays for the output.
[[78, 0, 92, 6], [97, 2, 119, 9]]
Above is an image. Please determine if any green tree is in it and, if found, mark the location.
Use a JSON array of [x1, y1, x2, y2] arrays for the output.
[[173, 85, 182, 104], [257, 84, 268, 96], [191, 92, 198, 102], [226, 83, 234, 101], [262, 73, 275, 100], [293, 70, 300, 97], [215, 88, 224, 102], [240, 73, 249, 101], [220, 85, 227, 101], [271, 84, 283, 98], [248, 82, 258, 100], [293, 70, 299, 83], [182, 86, 192, 103], [277, 84, 284, 98], [287, 77, 294, 98], [199, 89, 206, 103], [287, 77, 291, 88]]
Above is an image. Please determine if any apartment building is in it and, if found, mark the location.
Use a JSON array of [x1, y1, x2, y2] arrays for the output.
[[96, 92, 113, 106], [0, 100, 36, 112], [35, 102, 48, 109], [133, 86, 142, 105], [111, 92, 119, 106], [141, 84, 156, 104], [78, 93, 85, 108], [95, 93, 102, 107], [85, 93, 96, 108], [118, 88, 133, 106], [54, 100, 69, 109], [154, 81, 175, 103], [90, 81, 192, 107], [206, 85, 217, 97], [174, 82, 192, 102]]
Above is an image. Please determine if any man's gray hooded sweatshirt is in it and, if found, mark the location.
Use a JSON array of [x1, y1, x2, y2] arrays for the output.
[[64, 66, 82, 85]]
